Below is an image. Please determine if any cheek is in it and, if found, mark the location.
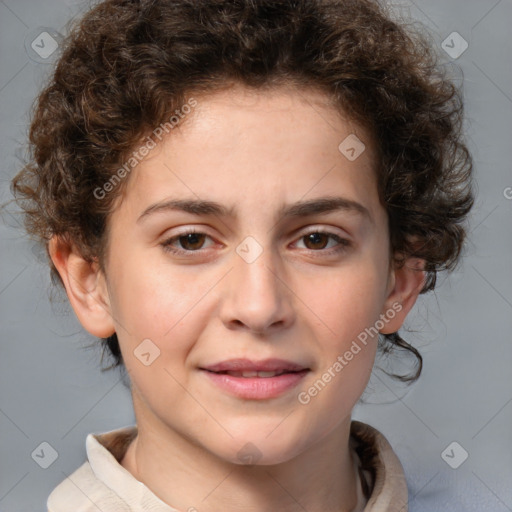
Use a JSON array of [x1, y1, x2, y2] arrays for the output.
[[311, 259, 388, 347], [299, 258, 386, 423], [105, 252, 217, 400], [108, 249, 209, 342]]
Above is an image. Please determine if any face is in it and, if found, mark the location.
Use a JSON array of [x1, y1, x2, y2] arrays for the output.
[[61, 84, 415, 465]]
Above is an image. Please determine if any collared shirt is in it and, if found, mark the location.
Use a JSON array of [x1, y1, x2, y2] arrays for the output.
[[47, 420, 408, 511]]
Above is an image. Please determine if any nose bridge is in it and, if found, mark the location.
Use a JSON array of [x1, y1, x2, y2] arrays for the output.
[[220, 234, 294, 333]]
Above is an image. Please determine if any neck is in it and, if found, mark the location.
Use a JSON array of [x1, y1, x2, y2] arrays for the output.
[[121, 391, 360, 512]]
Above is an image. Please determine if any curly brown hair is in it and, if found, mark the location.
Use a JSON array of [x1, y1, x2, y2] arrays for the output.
[[10, 0, 473, 381]]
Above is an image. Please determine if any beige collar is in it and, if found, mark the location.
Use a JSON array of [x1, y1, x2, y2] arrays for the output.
[[48, 420, 408, 511]]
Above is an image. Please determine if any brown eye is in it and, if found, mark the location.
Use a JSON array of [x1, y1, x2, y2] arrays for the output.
[[177, 232, 207, 251], [302, 232, 330, 250], [161, 230, 214, 255], [294, 230, 351, 255]]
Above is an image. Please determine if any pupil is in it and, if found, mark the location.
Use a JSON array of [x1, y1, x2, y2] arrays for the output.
[[307, 233, 327, 249], [182, 233, 204, 249]]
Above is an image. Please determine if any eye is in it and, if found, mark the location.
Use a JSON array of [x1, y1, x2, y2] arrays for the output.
[[160, 228, 351, 257], [160, 229, 214, 254], [294, 229, 351, 254]]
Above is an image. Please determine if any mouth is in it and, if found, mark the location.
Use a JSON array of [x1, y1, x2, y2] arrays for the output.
[[199, 358, 310, 399], [201, 358, 308, 373], [205, 369, 302, 378]]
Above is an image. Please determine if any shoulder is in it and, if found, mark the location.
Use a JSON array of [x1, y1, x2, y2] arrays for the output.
[[47, 425, 177, 512], [350, 420, 409, 512], [47, 460, 132, 512], [46, 426, 138, 512]]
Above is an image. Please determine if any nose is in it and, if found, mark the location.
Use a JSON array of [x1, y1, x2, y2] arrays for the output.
[[219, 244, 295, 336]]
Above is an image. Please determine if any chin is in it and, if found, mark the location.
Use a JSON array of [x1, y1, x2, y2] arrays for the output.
[[213, 431, 308, 467]]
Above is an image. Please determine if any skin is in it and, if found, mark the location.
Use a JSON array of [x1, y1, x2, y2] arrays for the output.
[[49, 83, 425, 512]]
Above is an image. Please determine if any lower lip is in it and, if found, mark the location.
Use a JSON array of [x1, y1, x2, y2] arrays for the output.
[[202, 370, 309, 400]]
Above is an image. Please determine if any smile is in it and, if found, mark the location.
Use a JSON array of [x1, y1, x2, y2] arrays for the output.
[[215, 370, 294, 378], [200, 359, 310, 400]]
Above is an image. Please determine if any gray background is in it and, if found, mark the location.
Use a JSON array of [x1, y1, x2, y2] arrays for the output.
[[0, 0, 511, 511]]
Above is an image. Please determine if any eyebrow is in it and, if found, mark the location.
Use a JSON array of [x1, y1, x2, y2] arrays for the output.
[[137, 196, 372, 224]]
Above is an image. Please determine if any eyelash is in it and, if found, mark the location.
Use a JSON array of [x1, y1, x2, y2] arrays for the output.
[[160, 228, 351, 257]]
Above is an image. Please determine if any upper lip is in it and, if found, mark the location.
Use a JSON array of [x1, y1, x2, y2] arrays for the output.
[[201, 358, 308, 373]]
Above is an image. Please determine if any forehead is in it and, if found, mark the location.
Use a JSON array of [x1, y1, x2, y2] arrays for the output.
[[115, 85, 380, 223]]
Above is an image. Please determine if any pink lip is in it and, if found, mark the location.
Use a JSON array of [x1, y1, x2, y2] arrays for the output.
[[202, 358, 307, 373], [200, 358, 309, 400]]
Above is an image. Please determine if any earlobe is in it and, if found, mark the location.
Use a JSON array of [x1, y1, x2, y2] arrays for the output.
[[48, 235, 116, 338], [380, 257, 426, 334]]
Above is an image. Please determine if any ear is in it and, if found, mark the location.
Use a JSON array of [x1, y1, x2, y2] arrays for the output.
[[379, 256, 426, 334], [48, 235, 115, 338]]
